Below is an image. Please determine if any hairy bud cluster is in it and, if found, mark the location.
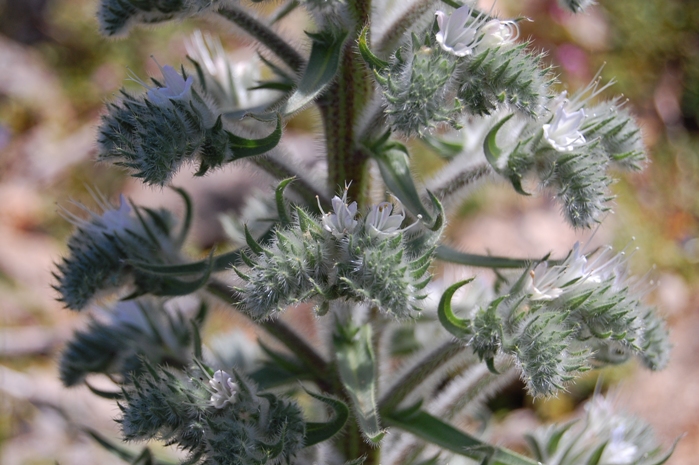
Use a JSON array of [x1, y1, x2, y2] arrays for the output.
[[483, 83, 648, 228], [97, 0, 223, 37], [59, 298, 193, 386], [528, 396, 672, 465], [120, 364, 305, 464], [378, 43, 460, 136], [54, 195, 182, 311], [377, 5, 550, 136], [98, 64, 232, 185], [235, 190, 435, 320], [462, 243, 669, 396]]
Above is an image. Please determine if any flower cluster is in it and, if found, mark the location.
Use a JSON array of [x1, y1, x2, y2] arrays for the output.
[[235, 189, 434, 320], [54, 194, 183, 310], [59, 298, 194, 386], [528, 395, 674, 465], [98, 64, 233, 185], [120, 363, 305, 465], [474, 79, 647, 227], [376, 5, 550, 136], [443, 242, 669, 397]]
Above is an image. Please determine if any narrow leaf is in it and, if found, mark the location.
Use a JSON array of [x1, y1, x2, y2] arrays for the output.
[[435, 245, 533, 269], [275, 177, 295, 226], [228, 113, 283, 160], [374, 147, 436, 226], [483, 114, 514, 171], [84, 381, 124, 400], [383, 409, 539, 465], [280, 30, 348, 115], [303, 389, 350, 446], [170, 187, 193, 248], [333, 324, 385, 443], [358, 25, 388, 70], [438, 279, 474, 339]]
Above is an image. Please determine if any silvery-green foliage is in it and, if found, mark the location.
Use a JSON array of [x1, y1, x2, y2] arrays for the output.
[[527, 395, 674, 465], [557, 0, 596, 14], [54, 194, 182, 310], [376, 4, 551, 136], [236, 192, 435, 320], [445, 243, 670, 397], [59, 298, 194, 386], [120, 364, 305, 464], [481, 85, 648, 228], [377, 41, 460, 136], [97, 0, 223, 37], [98, 64, 229, 185]]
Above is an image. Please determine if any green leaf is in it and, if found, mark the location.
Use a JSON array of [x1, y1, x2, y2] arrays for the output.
[[438, 279, 474, 339], [170, 187, 193, 248], [249, 364, 310, 389], [383, 408, 539, 465], [374, 147, 436, 227], [280, 30, 348, 115], [333, 324, 385, 443], [435, 245, 533, 268], [358, 25, 388, 71], [227, 113, 283, 160], [585, 442, 608, 465], [275, 177, 295, 226], [420, 134, 464, 159], [84, 381, 124, 400], [303, 389, 350, 447], [483, 114, 514, 171], [150, 249, 216, 297]]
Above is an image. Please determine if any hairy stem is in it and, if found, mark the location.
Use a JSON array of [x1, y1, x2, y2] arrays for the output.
[[320, 1, 374, 207], [216, 5, 306, 73]]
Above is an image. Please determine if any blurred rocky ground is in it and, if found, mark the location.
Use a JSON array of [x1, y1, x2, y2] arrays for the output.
[[0, 0, 698, 463]]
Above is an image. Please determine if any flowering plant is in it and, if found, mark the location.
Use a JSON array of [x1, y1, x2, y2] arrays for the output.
[[55, 0, 676, 464]]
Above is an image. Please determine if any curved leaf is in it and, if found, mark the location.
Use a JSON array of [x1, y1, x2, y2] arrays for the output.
[[303, 389, 350, 447], [483, 113, 514, 171], [280, 29, 348, 115], [438, 279, 474, 340], [374, 147, 436, 227], [228, 113, 283, 160], [358, 25, 388, 71]]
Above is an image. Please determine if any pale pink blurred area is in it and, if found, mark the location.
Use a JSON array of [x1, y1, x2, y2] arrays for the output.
[[1, 0, 698, 463]]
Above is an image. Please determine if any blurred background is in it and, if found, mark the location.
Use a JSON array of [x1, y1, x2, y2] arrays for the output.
[[0, 0, 697, 463]]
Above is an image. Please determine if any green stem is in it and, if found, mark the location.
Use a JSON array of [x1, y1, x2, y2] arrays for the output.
[[319, 1, 374, 207], [378, 341, 467, 412], [216, 6, 306, 73], [435, 245, 537, 268]]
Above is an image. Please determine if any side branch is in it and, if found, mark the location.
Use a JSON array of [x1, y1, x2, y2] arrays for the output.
[[216, 6, 306, 73]]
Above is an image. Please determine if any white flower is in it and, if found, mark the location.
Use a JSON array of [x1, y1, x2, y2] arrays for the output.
[[209, 369, 239, 409], [601, 426, 639, 464], [479, 19, 520, 48], [435, 5, 488, 57], [364, 202, 405, 239], [146, 64, 194, 106], [318, 187, 358, 239], [186, 31, 275, 110], [543, 95, 587, 152]]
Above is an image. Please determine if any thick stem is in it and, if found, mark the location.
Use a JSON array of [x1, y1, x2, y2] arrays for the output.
[[320, 1, 374, 207], [216, 5, 306, 73]]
